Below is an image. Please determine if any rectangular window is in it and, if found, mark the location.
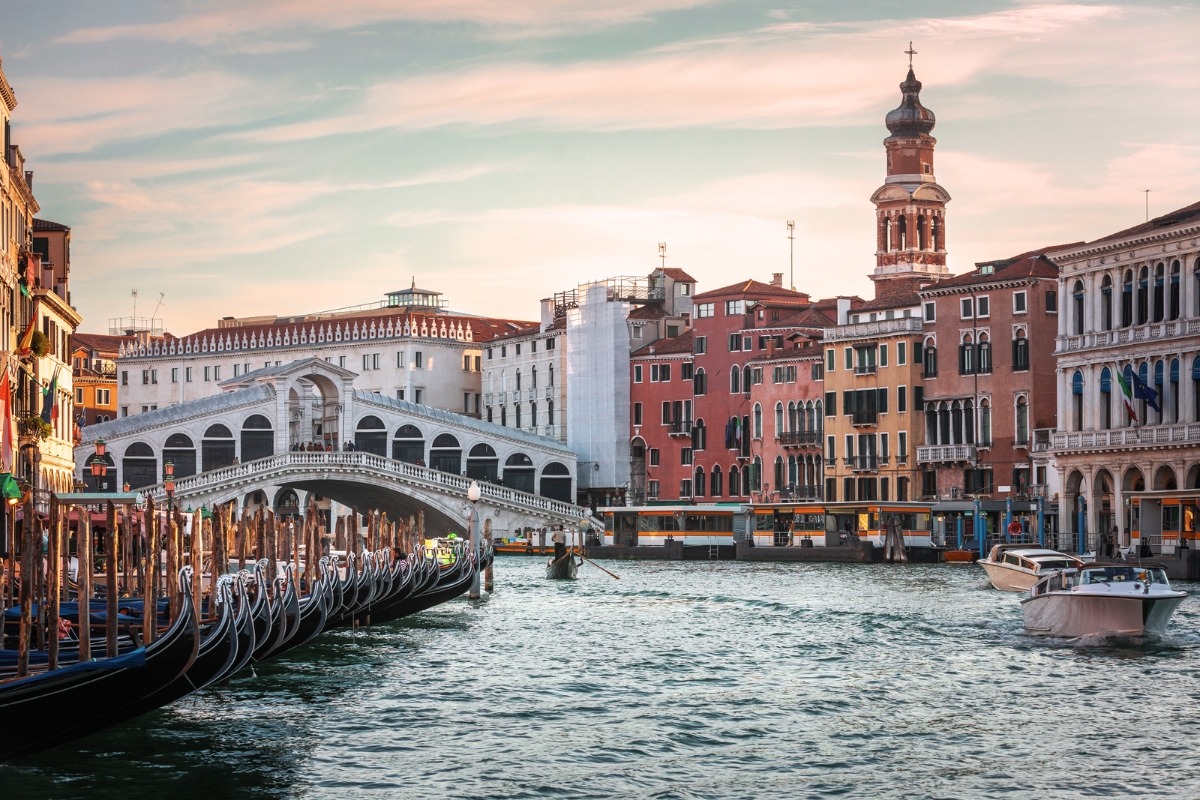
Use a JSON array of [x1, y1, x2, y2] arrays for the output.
[[633, 403, 643, 426], [744, 336, 753, 351], [694, 336, 707, 355], [897, 341, 907, 366], [414, 389, 423, 404], [898, 432, 908, 463], [142, 369, 150, 385], [233, 364, 241, 378], [631, 326, 643, 340], [399, 351, 406, 367], [363, 355, 371, 371], [695, 302, 714, 318], [546, 337, 556, 350], [681, 448, 693, 466], [121, 406, 129, 417], [960, 297, 974, 319], [185, 367, 193, 382], [662, 402, 671, 424], [681, 363, 694, 380], [96, 388, 110, 405], [825, 391, 836, 416], [634, 364, 643, 383], [415, 351, 424, 368], [725, 299, 744, 315], [1045, 291, 1057, 313], [661, 364, 671, 382], [826, 435, 836, 461], [204, 366, 212, 381], [924, 301, 936, 322], [728, 334, 742, 352], [898, 385, 907, 413], [1014, 291, 1027, 314], [879, 344, 888, 367], [881, 432, 890, 461], [650, 364, 660, 382], [976, 295, 990, 318], [844, 347, 853, 370], [75, 387, 84, 403], [826, 349, 835, 372], [516, 343, 522, 355], [650, 448, 660, 467], [213, 366, 220, 381], [171, 367, 179, 383]]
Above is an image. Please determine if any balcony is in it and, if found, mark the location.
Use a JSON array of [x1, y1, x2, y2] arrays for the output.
[[1051, 422, 1200, 455], [1055, 318, 1200, 355], [668, 420, 693, 436], [778, 431, 821, 447], [850, 455, 879, 472], [827, 316, 924, 342], [854, 364, 878, 375], [851, 410, 878, 427], [916, 444, 977, 464], [778, 484, 822, 501]]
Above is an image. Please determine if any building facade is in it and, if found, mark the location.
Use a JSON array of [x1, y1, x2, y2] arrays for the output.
[[1050, 201, 1200, 550]]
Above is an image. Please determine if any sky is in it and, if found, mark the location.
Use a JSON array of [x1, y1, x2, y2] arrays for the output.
[[2, 1, 1198, 337]]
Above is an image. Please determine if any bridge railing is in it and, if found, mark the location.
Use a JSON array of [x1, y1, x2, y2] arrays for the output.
[[154, 451, 592, 521]]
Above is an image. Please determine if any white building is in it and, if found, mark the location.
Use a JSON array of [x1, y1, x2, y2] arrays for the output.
[[1051, 200, 1200, 550], [114, 284, 534, 448]]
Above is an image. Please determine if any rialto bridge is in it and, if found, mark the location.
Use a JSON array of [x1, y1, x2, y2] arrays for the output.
[[74, 358, 598, 535]]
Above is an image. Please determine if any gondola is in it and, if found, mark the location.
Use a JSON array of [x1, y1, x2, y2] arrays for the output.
[[546, 548, 580, 580], [0, 568, 200, 763]]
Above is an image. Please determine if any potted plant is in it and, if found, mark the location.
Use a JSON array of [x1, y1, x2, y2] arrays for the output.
[[29, 330, 50, 358], [18, 415, 52, 440]]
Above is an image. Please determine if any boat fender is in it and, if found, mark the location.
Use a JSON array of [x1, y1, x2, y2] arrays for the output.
[[526, 546, 533, 554]]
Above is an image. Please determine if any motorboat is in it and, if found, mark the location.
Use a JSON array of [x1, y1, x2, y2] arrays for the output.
[[1021, 563, 1187, 639], [978, 544, 1085, 592]]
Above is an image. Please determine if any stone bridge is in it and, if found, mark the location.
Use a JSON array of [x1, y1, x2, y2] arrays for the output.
[[75, 357, 600, 535]]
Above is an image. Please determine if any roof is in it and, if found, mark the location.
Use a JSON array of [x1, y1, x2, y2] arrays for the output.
[[923, 251, 1062, 292], [659, 267, 697, 283], [628, 304, 668, 321], [33, 218, 70, 232], [858, 275, 943, 311], [79, 384, 277, 444], [73, 332, 132, 354], [632, 330, 694, 357], [1086, 200, 1200, 246], [693, 279, 809, 302]]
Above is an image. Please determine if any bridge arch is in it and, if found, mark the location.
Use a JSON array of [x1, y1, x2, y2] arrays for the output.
[[241, 414, 274, 462], [203, 424, 236, 471], [467, 443, 499, 482], [164, 432, 197, 478], [123, 441, 157, 489], [505, 452, 535, 493], [275, 487, 300, 519], [540, 461, 572, 502]]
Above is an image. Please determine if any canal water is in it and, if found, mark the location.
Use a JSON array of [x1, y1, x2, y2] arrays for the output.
[[5, 557, 1200, 799]]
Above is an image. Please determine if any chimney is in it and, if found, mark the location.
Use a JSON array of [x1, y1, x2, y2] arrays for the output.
[[771, 273, 783, 287]]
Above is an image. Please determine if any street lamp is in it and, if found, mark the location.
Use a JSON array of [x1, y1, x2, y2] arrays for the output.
[[164, 461, 176, 519], [577, 517, 592, 550], [467, 480, 481, 599], [89, 439, 109, 492]]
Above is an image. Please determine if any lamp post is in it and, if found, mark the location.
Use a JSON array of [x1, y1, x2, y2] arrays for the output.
[[89, 439, 109, 492], [577, 517, 591, 554], [164, 461, 175, 521], [467, 480, 481, 599]]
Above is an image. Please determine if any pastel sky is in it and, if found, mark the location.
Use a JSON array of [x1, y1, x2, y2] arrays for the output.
[[3, 1, 1198, 336]]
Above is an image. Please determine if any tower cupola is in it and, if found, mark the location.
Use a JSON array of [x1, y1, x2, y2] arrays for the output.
[[885, 68, 936, 138]]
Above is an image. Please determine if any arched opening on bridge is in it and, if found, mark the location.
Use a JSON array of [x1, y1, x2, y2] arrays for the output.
[[287, 372, 343, 450], [84, 453, 116, 492], [540, 461, 572, 503], [123, 442, 157, 489], [430, 433, 462, 474], [504, 452, 535, 493], [467, 443, 499, 482], [241, 414, 274, 462], [392, 424, 425, 465], [356, 415, 387, 456], [275, 488, 300, 520], [164, 432, 197, 478], [203, 424, 236, 472]]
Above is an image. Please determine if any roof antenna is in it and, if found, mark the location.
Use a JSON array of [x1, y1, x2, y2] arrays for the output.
[[152, 291, 165, 319], [1144, 189, 1151, 222], [787, 220, 796, 291], [658, 242, 667, 268], [131, 289, 138, 319]]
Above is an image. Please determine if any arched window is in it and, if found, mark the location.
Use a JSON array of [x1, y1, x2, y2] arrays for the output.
[[774, 402, 784, 438], [1192, 356, 1200, 422], [730, 365, 741, 394], [430, 433, 462, 474], [1153, 359, 1165, 425], [923, 337, 938, 377], [1100, 275, 1113, 330], [163, 432, 197, 478], [977, 333, 992, 374], [788, 402, 799, 432], [694, 467, 706, 497], [392, 424, 425, 464], [897, 214, 907, 249], [275, 488, 300, 520], [466, 443, 499, 481], [1012, 328, 1030, 371], [355, 415, 387, 457], [753, 403, 762, 439], [241, 413, 274, 462], [1015, 397, 1029, 445], [959, 333, 975, 375], [202, 423, 235, 471], [917, 214, 927, 250], [1169, 260, 1181, 320], [729, 464, 741, 496], [1122, 269, 1134, 327], [505, 453, 535, 493], [1072, 370, 1084, 432], [122, 441, 157, 489], [931, 215, 941, 250], [694, 367, 707, 396], [539, 462, 572, 502], [773, 456, 785, 493], [1153, 262, 1165, 322], [1169, 358, 1180, 423], [751, 456, 762, 491], [711, 465, 723, 498], [1137, 266, 1149, 325], [882, 217, 892, 252], [1100, 367, 1113, 429], [692, 418, 707, 451], [979, 400, 992, 446], [1072, 279, 1085, 335]]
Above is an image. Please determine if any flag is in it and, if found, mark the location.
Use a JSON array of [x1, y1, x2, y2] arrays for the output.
[[1130, 369, 1161, 414], [0, 372, 14, 472], [16, 317, 36, 356], [1116, 368, 1138, 423], [41, 366, 60, 424]]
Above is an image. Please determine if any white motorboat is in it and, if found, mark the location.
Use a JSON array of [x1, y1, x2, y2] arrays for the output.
[[1021, 563, 1187, 639], [978, 544, 1085, 592]]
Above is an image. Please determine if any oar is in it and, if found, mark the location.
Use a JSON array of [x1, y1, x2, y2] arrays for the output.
[[577, 551, 620, 580]]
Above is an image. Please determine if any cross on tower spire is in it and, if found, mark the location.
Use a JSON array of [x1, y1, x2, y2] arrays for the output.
[[905, 42, 917, 68]]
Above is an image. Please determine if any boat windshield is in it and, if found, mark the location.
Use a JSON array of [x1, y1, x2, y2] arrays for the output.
[[1079, 566, 1165, 585]]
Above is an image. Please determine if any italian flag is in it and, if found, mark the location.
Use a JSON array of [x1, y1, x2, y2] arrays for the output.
[[1116, 369, 1138, 423]]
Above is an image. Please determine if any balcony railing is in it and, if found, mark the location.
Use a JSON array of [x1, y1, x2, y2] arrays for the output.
[[1051, 422, 1200, 454], [668, 420, 693, 436], [851, 410, 878, 427], [777, 431, 821, 447], [854, 364, 878, 375], [916, 444, 977, 464], [778, 485, 822, 501], [827, 316, 924, 342], [850, 455, 879, 472], [1056, 318, 1200, 354]]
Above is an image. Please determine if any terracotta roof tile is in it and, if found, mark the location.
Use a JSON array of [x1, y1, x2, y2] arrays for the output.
[[632, 330, 694, 357]]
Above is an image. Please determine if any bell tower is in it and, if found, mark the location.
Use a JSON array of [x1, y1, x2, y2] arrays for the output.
[[870, 46, 951, 285]]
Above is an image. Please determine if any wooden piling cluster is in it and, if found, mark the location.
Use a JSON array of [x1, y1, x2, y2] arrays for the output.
[[1, 496, 431, 681]]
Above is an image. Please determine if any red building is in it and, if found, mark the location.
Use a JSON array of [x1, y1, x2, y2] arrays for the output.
[[629, 331, 694, 503]]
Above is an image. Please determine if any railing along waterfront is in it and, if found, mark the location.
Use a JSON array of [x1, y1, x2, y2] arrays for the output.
[[1051, 422, 1200, 452]]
